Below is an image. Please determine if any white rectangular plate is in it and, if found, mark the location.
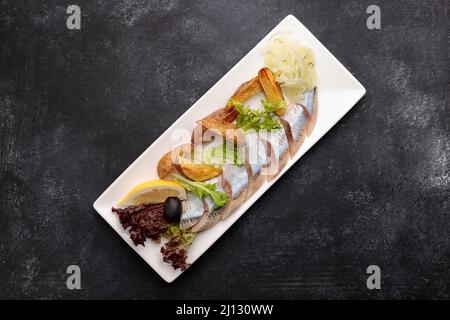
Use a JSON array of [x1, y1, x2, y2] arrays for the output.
[[93, 14, 366, 283]]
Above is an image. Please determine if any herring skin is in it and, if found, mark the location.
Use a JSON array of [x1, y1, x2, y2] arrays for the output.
[[280, 104, 308, 157], [180, 191, 205, 230], [302, 88, 318, 136], [244, 131, 270, 199], [191, 176, 228, 232], [221, 164, 249, 220], [260, 126, 290, 180]]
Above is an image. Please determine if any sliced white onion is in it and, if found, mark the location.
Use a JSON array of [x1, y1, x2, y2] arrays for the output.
[[264, 34, 317, 104]]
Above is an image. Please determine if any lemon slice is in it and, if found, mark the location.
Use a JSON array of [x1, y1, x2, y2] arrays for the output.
[[118, 179, 187, 207]]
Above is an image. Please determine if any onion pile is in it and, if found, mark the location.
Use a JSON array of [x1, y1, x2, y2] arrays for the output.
[[264, 34, 317, 104]]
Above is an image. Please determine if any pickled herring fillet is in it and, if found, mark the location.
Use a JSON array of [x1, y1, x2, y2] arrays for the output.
[[244, 131, 270, 198], [180, 191, 205, 230], [280, 104, 308, 157], [301, 88, 318, 136], [191, 176, 229, 232], [259, 127, 290, 180], [221, 164, 248, 220]]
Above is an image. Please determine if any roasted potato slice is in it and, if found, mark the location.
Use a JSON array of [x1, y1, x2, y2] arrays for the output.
[[200, 77, 261, 124], [157, 144, 192, 179], [258, 67, 286, 115], [227, 76, 262, 108], [176, 158, 222, 182], [193, 117, 244, 145], [203, 106, 238, 123], [221, 108, 239, 122], [157, 150, 177, 179]]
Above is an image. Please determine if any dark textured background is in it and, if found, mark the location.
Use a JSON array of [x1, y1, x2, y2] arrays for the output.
[[0, 0, 448, 299]]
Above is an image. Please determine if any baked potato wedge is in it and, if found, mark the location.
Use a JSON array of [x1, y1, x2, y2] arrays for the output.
[[157, 144, 192, 179], [227, 76, 262, 108], [203, 106, 238, 123], [201, 76, 262, 124], [193, 117, 244, 146], [258, 67, 286, 115], [176, 157, 222, 182]]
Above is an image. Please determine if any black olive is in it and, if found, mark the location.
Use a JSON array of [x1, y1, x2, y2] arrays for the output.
[[164, 197, 182, 222]]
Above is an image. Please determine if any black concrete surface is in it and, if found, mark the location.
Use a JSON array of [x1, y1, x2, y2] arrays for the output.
[[0, 0, 448, 299]]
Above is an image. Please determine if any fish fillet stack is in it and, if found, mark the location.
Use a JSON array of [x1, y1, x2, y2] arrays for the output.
[[157, 70, 318, 232]]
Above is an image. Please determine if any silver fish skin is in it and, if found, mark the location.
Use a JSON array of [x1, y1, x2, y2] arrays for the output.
[[244, 131, 269, 198], [265, 128, 289, 162], [302, 89, 315, 116], [280, 104, 308, 156], [180, 191, 205, 230], [260, 127, 290, 179], [221, 164, 248, 220], [301, 88, 318, 136], [245, 131, 270, 179], [191, 176, 227, 232], [222, 164, 248, 202]]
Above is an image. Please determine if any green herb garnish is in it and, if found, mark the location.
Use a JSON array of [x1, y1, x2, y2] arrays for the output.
[[162, 224, 195, 249], [173, 174, 229, 209], [230, 99, 282, 132], [197, 143, 244, 166]]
